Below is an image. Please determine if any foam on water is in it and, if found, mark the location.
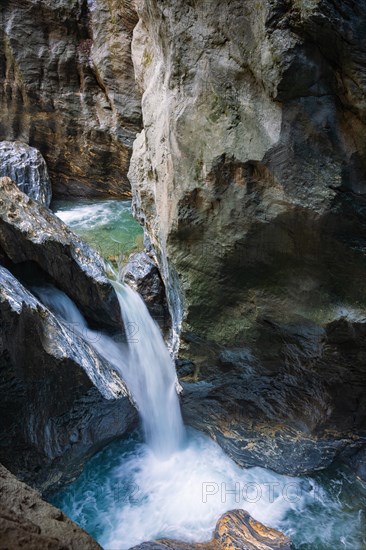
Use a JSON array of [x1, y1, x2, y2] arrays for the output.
[[51, 428, 365, 550], [54, 200, 132, 229]]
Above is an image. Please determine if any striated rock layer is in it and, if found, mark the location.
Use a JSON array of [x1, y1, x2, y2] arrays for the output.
[[131, 509, 292, 550], [0, 0, 141, 198], [0, 141, 52, 206], [129, 0, 366, 475]]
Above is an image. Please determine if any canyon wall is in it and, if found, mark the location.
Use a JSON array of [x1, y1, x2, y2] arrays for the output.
[[0, 0, 141, 198], [129, 0, 366, 474]]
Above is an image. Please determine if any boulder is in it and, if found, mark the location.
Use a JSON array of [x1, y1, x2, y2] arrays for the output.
[[0, 463, 101, 549], [0, 265, 137, 492], [0, 177, 120, 330], [121, 251, 171, 332], [130, 509, 292, 549], [0, 141, 52, 206]]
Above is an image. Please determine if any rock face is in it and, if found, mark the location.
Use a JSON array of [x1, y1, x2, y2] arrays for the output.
[[0, 177, 120, 329], [0, 0, 141, 198], [0, 141, 52, 206], [0, 463, 102, 549], [0, 265, 137, 492], [181, 317, 366, 475], [129, 1, 366, 475], [131, 509, 292, 549]]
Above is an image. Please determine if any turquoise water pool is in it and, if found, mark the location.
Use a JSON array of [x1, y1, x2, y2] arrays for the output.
[[52, 199, 143, 266]]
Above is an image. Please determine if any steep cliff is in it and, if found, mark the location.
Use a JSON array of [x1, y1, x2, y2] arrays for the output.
[[0, 0, 141, 198], [129, 0, 366, 474]]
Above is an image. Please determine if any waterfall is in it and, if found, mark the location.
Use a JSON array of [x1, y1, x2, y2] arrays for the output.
[[33, 281, 185, 457], [112, 281, 185, 455]]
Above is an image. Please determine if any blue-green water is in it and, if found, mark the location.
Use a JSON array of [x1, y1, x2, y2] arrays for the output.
[[52, 199, 143, 265], [50, 428, 366, 550]]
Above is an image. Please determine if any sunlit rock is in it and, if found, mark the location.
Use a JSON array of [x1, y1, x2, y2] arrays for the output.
[[131, 509, 292, 549]]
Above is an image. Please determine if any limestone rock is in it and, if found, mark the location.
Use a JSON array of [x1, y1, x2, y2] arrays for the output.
[[0, 463, 101, 549], [0, 141, 52, 206], [130, 509, 292, 549], [0, 177, 120, 329], [0, 265, 137, 492], [129, 0, 366, 475], [0, 0, 141, 198]]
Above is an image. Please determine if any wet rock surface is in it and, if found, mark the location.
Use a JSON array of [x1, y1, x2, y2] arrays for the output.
[[0, 265, 137, 492], [0, 177, 120, 330], [122, 251, 171, 332], [130, 509, 292, 549], [0, 0, 141, 198], [0, 463, 102, 549], [0, 141, 52, 206]]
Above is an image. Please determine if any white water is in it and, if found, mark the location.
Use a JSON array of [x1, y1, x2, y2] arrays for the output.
[[37, 283, 366, 549], [113, 282, 185, 456], [53, 426, 365, 550], [54, 200, 132, 229], [98, 431, 318, 549]]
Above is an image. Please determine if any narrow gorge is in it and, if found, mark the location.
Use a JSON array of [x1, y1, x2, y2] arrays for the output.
[[0, 1, 365, 549]]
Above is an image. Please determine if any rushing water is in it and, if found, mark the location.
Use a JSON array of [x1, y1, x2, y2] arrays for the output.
[[113, 282, 185, 456], [44, 202, 366, 549], [50, 428, 366, 550], [52, 199, 143, 264]]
